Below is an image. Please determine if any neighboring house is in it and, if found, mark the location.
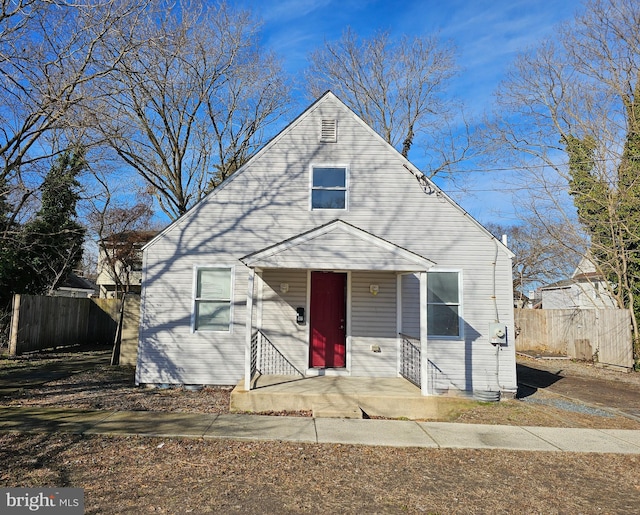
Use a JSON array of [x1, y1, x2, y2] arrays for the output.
[[96, 230, 157, 299], [539, 256, 617, 310], [136, 92, 517, 397], [53, 272, 98, 298]]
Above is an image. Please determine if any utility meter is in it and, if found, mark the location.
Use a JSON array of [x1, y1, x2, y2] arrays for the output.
[[489, 322, 508, 346]]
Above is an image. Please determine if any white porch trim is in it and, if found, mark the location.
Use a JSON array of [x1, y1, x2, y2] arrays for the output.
[[240, 219, 435, 271], [420, 271, 429, 395], [396, 273, 403, 377], [244, 268, 256, 392]]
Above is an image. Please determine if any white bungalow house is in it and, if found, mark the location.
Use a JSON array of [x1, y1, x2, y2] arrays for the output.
[[136, 92, 517, 398]]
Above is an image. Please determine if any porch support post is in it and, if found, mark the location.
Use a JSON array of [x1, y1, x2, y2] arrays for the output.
[[244, 267, 256, 392], [419, 271, 429, 395], [396, 274, 402, 376]]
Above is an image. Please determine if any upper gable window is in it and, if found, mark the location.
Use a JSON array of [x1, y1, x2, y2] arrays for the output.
[[311, 166, 347, 210]]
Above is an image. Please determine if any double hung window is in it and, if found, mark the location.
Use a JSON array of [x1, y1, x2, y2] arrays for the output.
[[427, 271, 461, 338], [311, 166, 347, 210], [193, 267, 233, 332]]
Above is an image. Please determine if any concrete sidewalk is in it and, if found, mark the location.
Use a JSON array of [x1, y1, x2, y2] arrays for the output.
[[1, 406, 639, 454]]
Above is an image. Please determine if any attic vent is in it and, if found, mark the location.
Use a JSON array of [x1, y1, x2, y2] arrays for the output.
[[320, 119, 337, 142]]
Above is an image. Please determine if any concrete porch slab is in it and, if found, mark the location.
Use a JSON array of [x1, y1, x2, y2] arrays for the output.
[[231, 376, 478, 420], [312, 402, 363, 419]]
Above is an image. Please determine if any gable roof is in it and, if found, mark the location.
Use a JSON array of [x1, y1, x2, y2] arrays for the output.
[[240, 219, 435, 271], [59, 272, 98, 292], [144, 91, 513, 258]]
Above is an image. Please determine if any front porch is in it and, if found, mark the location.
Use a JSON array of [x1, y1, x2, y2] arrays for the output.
[[240, 220, 437, 397], [230, 375, 477, 420]]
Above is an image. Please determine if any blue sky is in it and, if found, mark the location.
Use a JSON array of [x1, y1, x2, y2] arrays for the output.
[[234, 0, 584, 224]]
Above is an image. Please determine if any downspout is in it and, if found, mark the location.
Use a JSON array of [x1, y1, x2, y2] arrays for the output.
[[493, 239, 502, 392], [493, 239, 501, 323]]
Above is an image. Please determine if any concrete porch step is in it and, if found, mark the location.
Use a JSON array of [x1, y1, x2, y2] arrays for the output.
[[312, 402, 363, 419], [230, 376, 478, 420]]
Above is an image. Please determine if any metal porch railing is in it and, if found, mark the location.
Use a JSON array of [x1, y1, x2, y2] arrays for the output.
[[399, 333, 450, 393], [249, 330, 304, 389], [400, 333, 421, 388]]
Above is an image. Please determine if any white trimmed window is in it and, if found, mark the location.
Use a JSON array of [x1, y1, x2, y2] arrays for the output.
[[311, 166, 347, 210], [427, 271, 462, 338], [193, 267, 233, 332]]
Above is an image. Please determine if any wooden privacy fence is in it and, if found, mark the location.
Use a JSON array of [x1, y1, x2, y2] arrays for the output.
[[514, 308, 633, 369], [9, 294, 121, 355], [111, 294, 141, 366]]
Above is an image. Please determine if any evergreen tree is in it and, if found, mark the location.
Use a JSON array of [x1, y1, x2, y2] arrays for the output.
[[16, 148, 87, 295], [565, 81, 640, 363], [617, 81, 640, 351]]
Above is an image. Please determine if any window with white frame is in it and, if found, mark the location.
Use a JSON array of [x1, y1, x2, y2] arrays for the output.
[[194, 267, 233, 331], [311, 166, 347, 209], [427, 271, 461, 337]]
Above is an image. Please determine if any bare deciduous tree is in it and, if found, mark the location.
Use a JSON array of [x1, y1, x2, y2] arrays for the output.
[[487, 0, 640, 360], [93, 1, 292, 220], [305, 28, 468, 175], [87, 173, 157, 297], [0, 0, 148, 225], [486, 220, 585, 295]]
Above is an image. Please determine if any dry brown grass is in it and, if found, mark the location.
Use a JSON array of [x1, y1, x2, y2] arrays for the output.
[[1, 349, 640, 513], [1, 433, 638, 514]]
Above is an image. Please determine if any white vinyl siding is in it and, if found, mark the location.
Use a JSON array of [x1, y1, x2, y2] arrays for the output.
[[259, 270, 308, 368], [350, 272, 397, 376], [401, 274, 420, 338], [193, 267, 233, 332]]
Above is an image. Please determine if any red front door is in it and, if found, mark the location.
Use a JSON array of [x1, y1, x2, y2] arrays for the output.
[[310, 272, 346, 368]]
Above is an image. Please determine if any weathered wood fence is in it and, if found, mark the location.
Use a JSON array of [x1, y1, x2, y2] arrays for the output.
[[111, 294, 141, 366], [515, 308, 633, 369], [9, 294, 121, 355]]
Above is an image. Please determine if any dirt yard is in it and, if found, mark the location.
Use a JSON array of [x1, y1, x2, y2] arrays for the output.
[[2, 350, 639, 429], [1, 348, 639, 513]]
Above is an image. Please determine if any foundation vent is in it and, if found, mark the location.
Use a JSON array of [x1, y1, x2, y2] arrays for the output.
[[320, 119, 337, 142]]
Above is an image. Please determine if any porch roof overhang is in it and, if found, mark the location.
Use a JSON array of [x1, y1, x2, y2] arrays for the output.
[[240, 219, 435, 272]]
